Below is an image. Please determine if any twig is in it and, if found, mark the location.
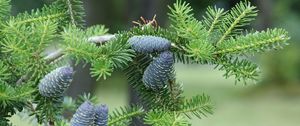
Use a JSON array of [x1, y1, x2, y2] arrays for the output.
[[16, 35, 116, 85], [88, 34, 116, 44], [44, 49, 65, 64]]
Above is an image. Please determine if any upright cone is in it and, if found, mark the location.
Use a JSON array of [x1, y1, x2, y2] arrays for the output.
[[128, 35, 171, 53], [38, 66, 73, 97], [71, 101, 95, 126], [94, 104, 109, 126], [142, 51, 174, 90]]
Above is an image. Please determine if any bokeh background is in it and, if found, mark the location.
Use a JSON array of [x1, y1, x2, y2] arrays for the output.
[[10, 0, 300, 126]]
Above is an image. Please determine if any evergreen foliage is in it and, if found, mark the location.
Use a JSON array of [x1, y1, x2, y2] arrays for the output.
[[215, 28, 290, 55], [144, 110, 189, 126], [0, 61, 11, 84], [0, 0, 290, 125], [0, 84, 34, 117], [108, 106, 144, 126], [54, 0, 86, 28], [217, 1, 258, 44], [0, 0, 10, 21]]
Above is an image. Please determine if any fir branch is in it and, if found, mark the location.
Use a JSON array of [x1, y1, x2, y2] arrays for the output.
[[1, 19, 58, 54], [0, 0, 292, 125], [202, 6, 226, 35], [1, 19, 57, 83], [168, 0, 208, 41], [33, 20, 58, 54], [185, 39, 215, 62], [0, 84, 34, 103], [178, 94, 213, 119], [168, 0, 215, 62], [173, 51, 202, 64], [16, 33, 115, 84], [54, 0, 86, 28], [0, 83, 34, 116], [90, 59, 112, 80], [215, 28, 290, 55], [108, 106, 144, 126], [215, 57, 260, 84], [9, 5, 65, 26], [0, 61, 11, 84], [99, 33, 135, 70], [0, 0, 10, 20], [144, 110, 189, 126], [16, 49, 64, 85], [66, 0, 76, 25], [34, 96, 64, 125], [61, 25, 105, 61], [125, 54, 154, 107], [0, 118, 10, 126], [45, 33, 115, 64], [44, 49, 64, 64], [85, 21, 108, 36], [168, 0, 194, 33], [217, 1, 257, 44], [167, 79, 184, 111], [61, 25, 133, 80]]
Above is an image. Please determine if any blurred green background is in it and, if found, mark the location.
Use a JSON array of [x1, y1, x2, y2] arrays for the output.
[[10, 0, 300, 126]]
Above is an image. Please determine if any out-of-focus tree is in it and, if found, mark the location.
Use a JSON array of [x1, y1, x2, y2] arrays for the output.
[[259, 0, 300, 87]]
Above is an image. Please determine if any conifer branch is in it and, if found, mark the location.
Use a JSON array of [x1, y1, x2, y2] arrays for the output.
[[54, 0, 85, 28], [12, 13, 65, 26], [144, 110, 189, 126], [214, 28, 290, 55], [0, 0, 291, 125], [0, 61, 11, 84], [66, 0, 76, 25], [168, 0, 215, 62], [168, 0, 208, 41], [10, 5, 65, 26], [0, 83, 34, 116], [44, 49, 64, 64], [203, 6, 226, 35], [0, 0, 11, 20], [16, 34, 117, 84], [178, 94, 213, 119], [215, 57, 260, 84], [217, 1, 257, 44], [108, 106, 144, 126], [0, 84, 34, 102]]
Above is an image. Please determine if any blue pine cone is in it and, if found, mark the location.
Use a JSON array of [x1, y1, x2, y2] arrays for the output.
[[71, 101, 95, 126], [94, 104, 109, 126], [142, 51, 174, 90], [128, 35, 171, 53], [38, 66, 73, 97]]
